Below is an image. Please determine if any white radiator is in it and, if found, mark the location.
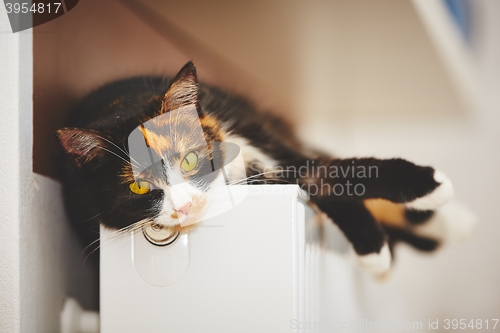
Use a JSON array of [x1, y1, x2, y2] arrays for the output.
[[100, 185, 363, 333]]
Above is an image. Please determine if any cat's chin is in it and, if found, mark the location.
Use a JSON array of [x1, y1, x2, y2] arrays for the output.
[[159, 221, 200, 234], [152, 215, 202, 233]]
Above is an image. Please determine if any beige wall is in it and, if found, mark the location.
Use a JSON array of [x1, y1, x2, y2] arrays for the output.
[[34, 0, 189, 177], [144, 0, 465, 118]]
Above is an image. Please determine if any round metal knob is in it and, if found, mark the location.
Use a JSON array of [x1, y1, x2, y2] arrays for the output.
[[142, 223, 179, 246]]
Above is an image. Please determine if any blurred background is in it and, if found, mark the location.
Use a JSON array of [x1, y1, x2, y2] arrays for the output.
[[28, 0, 500, 330]]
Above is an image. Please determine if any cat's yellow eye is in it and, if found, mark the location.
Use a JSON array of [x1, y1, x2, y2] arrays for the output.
[[129, 181, 151, 195], [181, 152, 198, 173]]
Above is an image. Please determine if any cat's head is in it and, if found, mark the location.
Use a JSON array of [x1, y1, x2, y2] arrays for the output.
[[57, 62, 228, 234]]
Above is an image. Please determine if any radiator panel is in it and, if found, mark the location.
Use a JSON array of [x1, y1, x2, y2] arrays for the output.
[[100, 185, 361, 332]]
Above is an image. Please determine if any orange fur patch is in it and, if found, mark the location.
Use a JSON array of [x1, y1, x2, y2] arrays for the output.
[[200, 115, 219, 130], [107, 100, 123, 109], [139, 127, 173, 154], [119, 165, 136, 184], [364, 198, 406, 227]]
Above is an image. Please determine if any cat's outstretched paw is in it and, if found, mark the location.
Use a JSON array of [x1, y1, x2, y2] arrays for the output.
[[357, 243, 391, 276], [414, 200, 478, 244], [405, 170, 454, 210]]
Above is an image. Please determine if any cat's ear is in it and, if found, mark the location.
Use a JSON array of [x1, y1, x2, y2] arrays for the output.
[[162, 61, 200, 112], [56, 128, 109, 173]]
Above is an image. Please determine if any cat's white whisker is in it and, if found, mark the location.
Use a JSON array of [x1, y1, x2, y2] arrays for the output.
[[94, 135, 141, 166], [76, 211, 104, 224], [117, 219, 149, 234], [226, 169, 296, 185], [83, 244, 101, 267], [96, 146, 142, 169], [81, 237, 101, 257]]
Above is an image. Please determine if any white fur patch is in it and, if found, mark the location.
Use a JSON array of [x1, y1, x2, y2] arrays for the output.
[[405, 170, 454, 210], [166, 170, 193, 210], [154, 167, 206, 227], [225, 134, 278, 175], [413, 200, 478, 244], [357, 243, 391, 276]]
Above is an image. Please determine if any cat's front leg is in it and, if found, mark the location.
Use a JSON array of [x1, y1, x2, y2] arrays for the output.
[[313, 198, 392, 276], [303, 157, 454, 211]]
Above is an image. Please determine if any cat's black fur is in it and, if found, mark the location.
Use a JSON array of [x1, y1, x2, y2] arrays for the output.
[[58, 62, 449, 272]]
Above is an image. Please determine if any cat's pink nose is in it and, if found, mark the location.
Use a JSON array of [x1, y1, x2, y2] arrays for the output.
[[175, 202, 192, 216]]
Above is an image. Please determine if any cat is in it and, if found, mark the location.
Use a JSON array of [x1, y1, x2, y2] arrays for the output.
[[57, 62, 470, 275]]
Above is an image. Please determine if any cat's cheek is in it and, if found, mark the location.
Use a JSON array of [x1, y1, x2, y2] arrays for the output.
[[190, 195, 208, 220]]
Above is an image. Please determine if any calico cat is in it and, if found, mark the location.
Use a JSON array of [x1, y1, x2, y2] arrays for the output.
[[57, 62, 463, 275]]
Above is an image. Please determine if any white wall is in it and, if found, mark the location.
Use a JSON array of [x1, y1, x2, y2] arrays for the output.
[[0, 7, 97, 333], [0, 9, 24, 332]]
